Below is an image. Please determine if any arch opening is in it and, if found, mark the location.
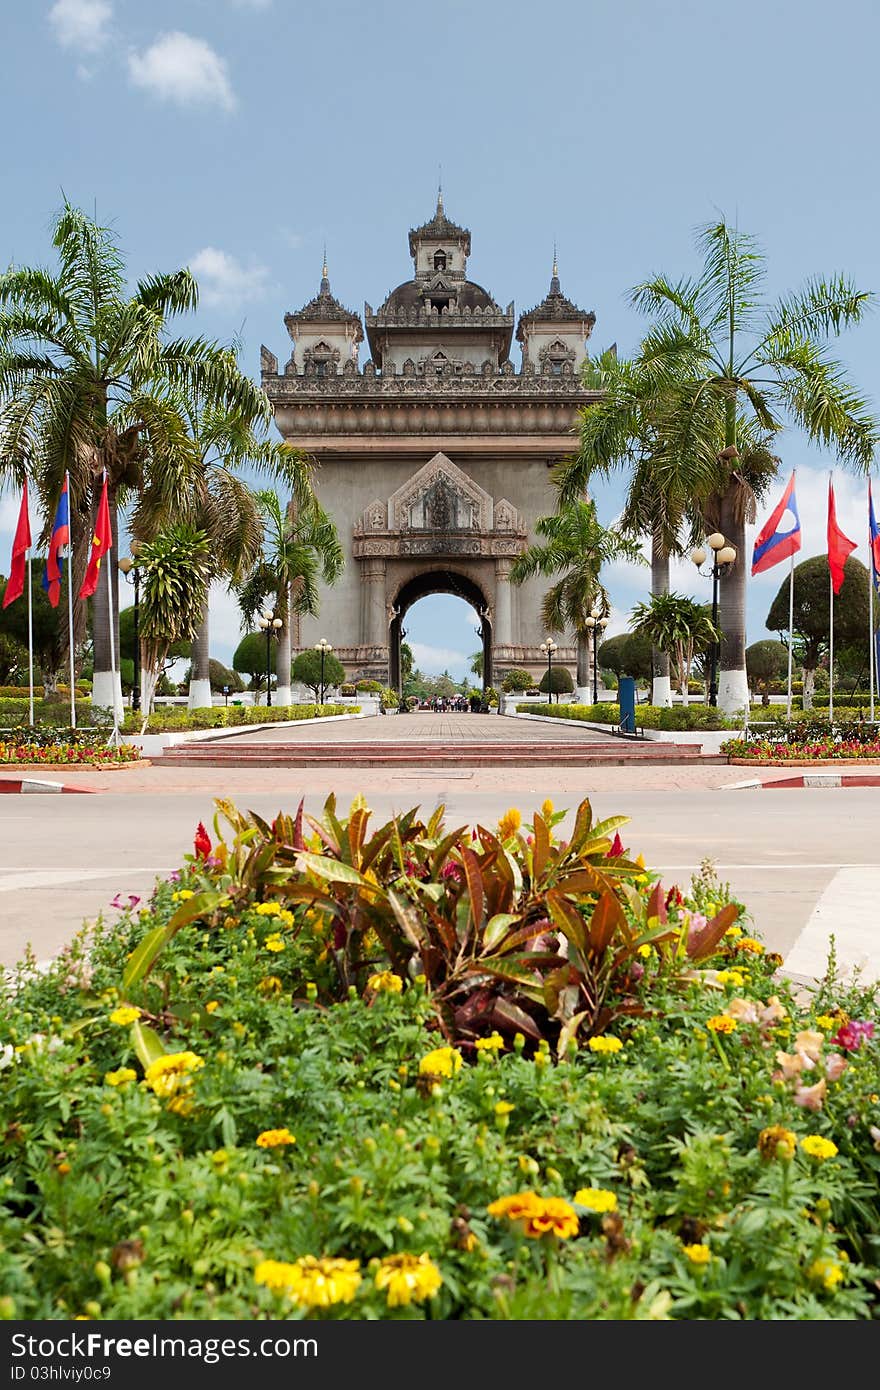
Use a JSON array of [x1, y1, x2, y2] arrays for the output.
[[389, 569, 492, 694]]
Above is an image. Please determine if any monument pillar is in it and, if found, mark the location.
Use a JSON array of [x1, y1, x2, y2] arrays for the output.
[[361, 558, 387, 647], [494, 557, 513, 649]]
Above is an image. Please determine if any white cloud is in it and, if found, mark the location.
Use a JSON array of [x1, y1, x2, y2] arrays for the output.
[[188, 247, 271, 308], [408, 642, 470, 676], [49, 0, 112, 52], [128, 32, 236, 112]]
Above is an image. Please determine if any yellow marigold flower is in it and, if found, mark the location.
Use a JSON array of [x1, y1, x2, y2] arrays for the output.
[[757, 1125, 797, 1161], [255, 1259, 298, 1295], [488, 1191, 544, 1223], [808, 1257, 844, 1291], [497, 807, 522, 840], [256, 1127, 296, 1149], [800, 1135, 838, 1161], [682, 1243, 711, 1265], [734, 936, 764, 955], [574, 1187, 618, 1213], [494, 1101, 514, 1116], [706, 1015, 737, 1034], [264, 934, 285, 952], [715, 969, 745, 987], [258, 976, 283, 995], [276, 909, 295, 927], [109, 1005, 141, 1026], [725, 924, 743, 939], [367, 971, 403, 994], [374, 1252, 442, 1307], [541, 799, 554, 820], [144, 1051, 204, 1098], [103, 1067, 137, 1087], [475, 1032, 505, 1052], [522, 1197, 579, 1240], [255, 901, 283, 916], [418, 1046, 463, 1079], [637, 944, 653, 959], [588, 1035, 623, 1054], [815, 1015, 836, 1031], [205, 1000, 219, 1014]]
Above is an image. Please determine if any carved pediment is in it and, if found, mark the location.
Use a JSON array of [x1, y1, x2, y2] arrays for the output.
[[389, 453, 492, 533]]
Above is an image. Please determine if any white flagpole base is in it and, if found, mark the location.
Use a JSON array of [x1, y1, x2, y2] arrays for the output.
[[187, 678, 213, 711], [652, 675, 673, 707], [274, 684, 292, 707], [717, 668, 751, 719], [91, 669, 125, 723]]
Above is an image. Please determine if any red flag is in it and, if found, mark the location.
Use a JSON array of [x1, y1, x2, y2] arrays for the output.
[[2, 482, 32, 609], [827, 478, 856, 596], [79, 474, 112, 599]]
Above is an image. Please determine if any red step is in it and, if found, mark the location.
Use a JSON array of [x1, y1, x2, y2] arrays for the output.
[[159, 740, 718, 768]]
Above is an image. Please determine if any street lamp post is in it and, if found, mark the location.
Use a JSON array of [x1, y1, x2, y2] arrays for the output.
[[315, 638, 332, 705], [540, 637, 558, 701], [257, 611, 283, 706], [584, 608, 610, 705], [118, 546, 141, 712], [691, 533, 737, 708]]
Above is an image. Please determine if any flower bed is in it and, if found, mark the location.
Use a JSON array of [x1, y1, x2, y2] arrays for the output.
[[722, 737, 880, 763], [0, 739, 144, 766], [1, 798, 878, 1320]]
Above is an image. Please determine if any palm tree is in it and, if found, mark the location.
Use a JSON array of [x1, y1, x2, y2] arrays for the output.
[[133, 403, 315, 709], [136, 524, 213, 727], [0, 202, 266, 718], [509, 498, 643, 691], [557, 220, 877, 713], [234, 489, 344, 702], [630, 593, 718, 699]]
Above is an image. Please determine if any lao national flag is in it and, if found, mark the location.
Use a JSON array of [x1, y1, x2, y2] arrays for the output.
[[78, 474, 112, 599], [751, 471, 801, 575], [827, 477, 856, 596], [42, 475, 70, 608], [869, 480, 880, 596], [2, 482, 31, 609]]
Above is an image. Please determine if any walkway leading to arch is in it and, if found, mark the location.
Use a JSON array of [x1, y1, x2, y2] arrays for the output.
[[231, 712, 604, 744]]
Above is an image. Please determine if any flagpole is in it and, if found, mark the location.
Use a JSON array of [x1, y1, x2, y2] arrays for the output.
[[105, 475, 120, 747], [26, 551, 34, 727], [786, 553, 794, 721], [828, 562, 835, 726], [870, 479, 876, 725], [66, 472, 76, 730]]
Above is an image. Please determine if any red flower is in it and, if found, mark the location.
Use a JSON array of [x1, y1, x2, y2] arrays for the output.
[[608, 832, 625, 858], [194, 822, 212, 860], [665, 885, 684, 910]]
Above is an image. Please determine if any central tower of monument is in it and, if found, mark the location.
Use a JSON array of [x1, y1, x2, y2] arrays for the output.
[[261, 197, 601, 689]]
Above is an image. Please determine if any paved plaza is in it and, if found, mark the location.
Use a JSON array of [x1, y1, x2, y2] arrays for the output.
[[1, 713, 878, 993]]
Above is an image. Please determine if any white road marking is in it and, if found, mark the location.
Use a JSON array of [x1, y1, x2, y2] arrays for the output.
[[0, 868, 170, 893], [782, 867, 880, 984]]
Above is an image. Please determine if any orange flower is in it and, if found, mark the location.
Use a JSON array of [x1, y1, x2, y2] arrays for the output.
[[522, 1197, 579, 1240]]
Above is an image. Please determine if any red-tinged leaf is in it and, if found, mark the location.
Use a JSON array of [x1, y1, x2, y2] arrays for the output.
[[482, 920, 550, 955], [461, 846, 485, 930], [687, 903, 740, 961], [567, 797, 595, 856], [304, 816, 340, 856], [347, 807, 371, 866], [269, 883, 337, 913], [430, 827, 469, 876], [423, 903, 458, 954], [359, 820, 396, 874], [387, 889, 424, 949], [588, 890, 627, 956], [471, 954, 541, 987], [646, 881, 668, 925], [554, 866, 615, 897], [532, 813, 550, 881], [292, 798, 305, 850], [546, 890, 588, 953], [489, 998, 543, 1040]]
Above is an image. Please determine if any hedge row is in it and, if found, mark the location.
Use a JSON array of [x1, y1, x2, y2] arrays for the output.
[[121, 703, 354, 733], [0, 684, 91, 698], [517, 702, 738, 730]]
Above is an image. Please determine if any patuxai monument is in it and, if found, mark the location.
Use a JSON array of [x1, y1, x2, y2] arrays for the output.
[[261, 195, 600, 690]]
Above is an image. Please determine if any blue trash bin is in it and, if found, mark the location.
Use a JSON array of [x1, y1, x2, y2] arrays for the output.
[[618, 676, 636, 734]]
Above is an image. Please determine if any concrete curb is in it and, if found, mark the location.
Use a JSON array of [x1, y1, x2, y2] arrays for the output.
[[724, 771, 880, 790], [0, 777, 96, 794]]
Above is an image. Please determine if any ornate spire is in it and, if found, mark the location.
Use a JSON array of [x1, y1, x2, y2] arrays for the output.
[[320, 244, 330, 295], [550, 244, 560, 295]]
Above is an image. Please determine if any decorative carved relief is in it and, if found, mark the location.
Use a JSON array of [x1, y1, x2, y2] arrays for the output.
[[389, 453, 492, 533]]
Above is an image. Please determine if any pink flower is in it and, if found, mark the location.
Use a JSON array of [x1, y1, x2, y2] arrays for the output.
[[793, 1077, 827, 1111], [824, 1053, 848, 1082], [441, 861, 464, 884], [831, 1020, 875, 1052]]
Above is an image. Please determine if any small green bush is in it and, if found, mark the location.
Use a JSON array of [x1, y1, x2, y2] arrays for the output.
[[121, 704, 353, 733], [517, 703, 736, 730]]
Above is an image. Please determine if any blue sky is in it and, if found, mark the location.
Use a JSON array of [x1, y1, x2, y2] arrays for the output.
[[2, 0, 880, 677]]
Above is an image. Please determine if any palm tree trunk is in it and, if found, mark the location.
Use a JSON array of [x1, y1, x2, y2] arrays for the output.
[[717, 481, 750, 717], [275, 582, 292, 706], [576, 629, 590, 700], [188, 607, 212, 710], [90, 477, 124, 722], [650, 532, 671, 707]]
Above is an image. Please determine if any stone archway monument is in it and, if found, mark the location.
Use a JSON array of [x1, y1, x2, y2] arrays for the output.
[[261, 200, 603, 689]]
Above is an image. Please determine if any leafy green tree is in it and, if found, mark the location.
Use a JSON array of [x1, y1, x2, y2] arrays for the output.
[[597, 631, 653, 684], [631, 593, 717, 699], [233, 633, 271, 693], [539, 665, 574, 702], [292, 648, 346, 702], [235, 490, 344, 699], [136, 526, 213, 722], [766, 554, 871, 707], [509, 498, 643, 689], [745, 639, 789, 705], [469, 650, 483, 679], [558, 220, 877, 713], [400, 642, 414, 684], [0, 561, 67, 688], [0, 631, 26, 684], [501, 668, 533, 693], [0, 202, 266, 716]]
